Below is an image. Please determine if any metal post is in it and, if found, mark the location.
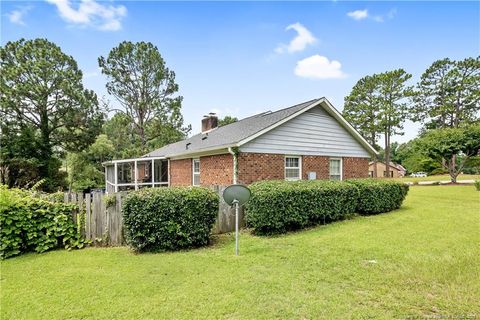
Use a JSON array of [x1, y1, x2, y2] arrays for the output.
[[151, 159, 155, 188], [234, 199, 239, 256], [114, 162, 118, 193], [134, 160, 138, 190]]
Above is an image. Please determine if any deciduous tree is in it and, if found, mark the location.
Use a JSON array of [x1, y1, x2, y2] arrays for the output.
[[419, 125, 480, 182]]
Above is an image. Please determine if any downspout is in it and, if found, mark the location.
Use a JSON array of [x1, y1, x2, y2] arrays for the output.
[[228, 147, 238, 184]]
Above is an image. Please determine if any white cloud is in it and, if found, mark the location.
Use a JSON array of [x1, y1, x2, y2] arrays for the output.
[[46, 0, 127, 31], [294, 55, 347, 80], [347, 9, 368, 21], [348, 8, 396, 23], [275, 22, 317, 54], [6, 6, 32, 26]]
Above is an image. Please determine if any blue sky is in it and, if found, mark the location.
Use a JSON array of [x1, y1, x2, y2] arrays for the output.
[[2, 1, 479, 143]]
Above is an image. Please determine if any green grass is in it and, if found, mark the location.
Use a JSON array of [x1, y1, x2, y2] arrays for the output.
[[393, 174, 480, 183], [1, 186, 479, 319]]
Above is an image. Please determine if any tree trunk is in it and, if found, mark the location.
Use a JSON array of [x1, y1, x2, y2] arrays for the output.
[[384, 131, 391, 178], [450, 154, 457, 183], [371, 134, 377, 178]]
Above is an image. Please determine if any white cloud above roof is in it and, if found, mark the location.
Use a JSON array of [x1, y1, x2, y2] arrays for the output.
[[294, 55, 347, 80], [347, 9, 368, 21], [6, 6, 32, 26], [46, 0, 127, 31], [275, 22, 317, 54]]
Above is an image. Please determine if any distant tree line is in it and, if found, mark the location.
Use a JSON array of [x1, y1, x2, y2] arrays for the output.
[[343, 57, 480, 182]]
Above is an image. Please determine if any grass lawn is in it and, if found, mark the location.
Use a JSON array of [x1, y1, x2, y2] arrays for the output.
[[393, 174, 480, 183], [1, 186, 479, 319]]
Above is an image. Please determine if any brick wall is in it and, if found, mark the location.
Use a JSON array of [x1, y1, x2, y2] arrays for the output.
[[343, 157, 369, 179], [302, 155, 330, 180], [200, 154, 234, 185], [170, 159, 192, 186], [170, 153, 369, 186], [237, 153, 285, 184]]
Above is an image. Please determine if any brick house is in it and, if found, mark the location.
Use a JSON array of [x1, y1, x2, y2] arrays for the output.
[[369, 161, 407, 178], [103, 98, 378, 192]]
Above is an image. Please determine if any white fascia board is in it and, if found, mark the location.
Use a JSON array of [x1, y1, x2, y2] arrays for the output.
[[102, 156, 167, 167], [168, 147, 232, 160]]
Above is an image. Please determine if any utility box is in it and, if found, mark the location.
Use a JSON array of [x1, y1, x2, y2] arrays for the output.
[[307, 172, 317, 180]]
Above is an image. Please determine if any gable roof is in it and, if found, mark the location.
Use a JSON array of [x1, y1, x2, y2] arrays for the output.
[[143, 97, 378, 158], [369, 161, 405, 171]]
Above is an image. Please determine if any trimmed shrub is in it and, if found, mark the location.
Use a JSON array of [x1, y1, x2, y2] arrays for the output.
[[0, 186, 86, 259], [122, 187, 219, 252], [475, 180, 480, 191], [346, 179, 409, 215], [245, 180, 359, 235]]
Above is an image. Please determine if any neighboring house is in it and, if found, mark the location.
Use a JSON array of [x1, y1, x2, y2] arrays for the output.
[[103, 98, 378, 192], [369, 161, 406, 178]]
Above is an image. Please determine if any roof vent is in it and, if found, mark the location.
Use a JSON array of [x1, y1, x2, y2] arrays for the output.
[[202, 113, 218, 133], [186, 142, 191, 150]]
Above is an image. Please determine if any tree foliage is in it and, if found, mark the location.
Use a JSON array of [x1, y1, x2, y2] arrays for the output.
[[99, 41, 190, 155], [343, 69, 413, 177], [218, 116, 238, 127], [67, 134, 115, 191], [419, 125, 480, 182], [0, 38, 103, 190], [412, 56, 480, 129]]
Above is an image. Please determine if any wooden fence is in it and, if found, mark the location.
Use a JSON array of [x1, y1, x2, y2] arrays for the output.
[[64, 186, 245, 246]]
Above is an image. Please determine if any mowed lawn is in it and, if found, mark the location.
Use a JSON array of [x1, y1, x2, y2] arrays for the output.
[[1, 186, 479, 319]]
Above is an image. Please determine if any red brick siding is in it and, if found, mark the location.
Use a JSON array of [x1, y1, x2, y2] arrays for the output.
[[302, 156, 330, 180], [170, 153, 369, 186], [237, 153, 285, 184], [170, 159, 192, 186], [343, 157, 369, 179], [199, 154, 234, 185]]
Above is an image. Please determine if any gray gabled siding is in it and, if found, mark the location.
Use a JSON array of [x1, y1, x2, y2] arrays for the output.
[[239, 106, 371, 157]]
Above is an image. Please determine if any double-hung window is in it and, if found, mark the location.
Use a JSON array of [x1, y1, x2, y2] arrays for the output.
[[329, 158, 342, 181], [285, 156, 301, 180], [192, 159, 200, 186]]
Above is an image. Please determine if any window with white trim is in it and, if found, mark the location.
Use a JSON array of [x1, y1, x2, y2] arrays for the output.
[[192, 159, 200, 186], [329, 158, 342, 181], [285, 156, 301, 180]]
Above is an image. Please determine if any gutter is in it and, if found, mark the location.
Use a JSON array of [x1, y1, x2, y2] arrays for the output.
[[228, 147, 238, 184]]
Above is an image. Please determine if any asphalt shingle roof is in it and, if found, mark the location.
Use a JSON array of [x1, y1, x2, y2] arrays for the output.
[[143, 98, 320, 158]]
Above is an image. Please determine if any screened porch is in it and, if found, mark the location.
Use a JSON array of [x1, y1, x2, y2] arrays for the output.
[[104, 157, 169, 193]]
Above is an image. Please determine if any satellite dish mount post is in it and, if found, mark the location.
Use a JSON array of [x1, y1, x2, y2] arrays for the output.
[[232, 198, 240, 256], [222, 184, 251, 256]]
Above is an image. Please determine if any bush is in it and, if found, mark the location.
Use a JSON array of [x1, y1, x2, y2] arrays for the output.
[[346, 179, 409, 215], [245, 180, 359, 235], [475, 180, 480, 191], [0, 186, 86, 259], [122, 187, 219, 252]]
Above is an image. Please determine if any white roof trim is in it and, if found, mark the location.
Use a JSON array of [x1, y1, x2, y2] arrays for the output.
[[236, 98, 379, 155]]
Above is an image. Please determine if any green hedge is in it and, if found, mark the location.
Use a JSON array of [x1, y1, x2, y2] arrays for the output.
[[0, 186, 86, 259], [346, 179, 409, 215], [245, 180, 360, 235], [475, 180, 480, 191], [245, 179, 409, 235], [122, 187, 219, 252]]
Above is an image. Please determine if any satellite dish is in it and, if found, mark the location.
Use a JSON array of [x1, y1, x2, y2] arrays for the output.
[[222, 184, 251, 256], [223, 184, 251, 206]]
